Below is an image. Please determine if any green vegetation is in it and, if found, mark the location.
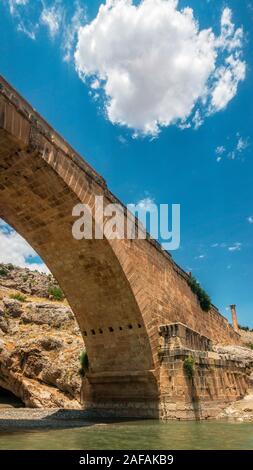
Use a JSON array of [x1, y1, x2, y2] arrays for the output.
[[9, 293, 27, 302], [239, 324, 253, 333], [0, 266, 8, 277], [6, 263, 14, 271], [0, 263, 14, 276], [249, 344, 253, 350], [188, 275, 211, 312], [48, 286, 64, 301], [79, 350, 89, 377], [183, 356, 195, 380]]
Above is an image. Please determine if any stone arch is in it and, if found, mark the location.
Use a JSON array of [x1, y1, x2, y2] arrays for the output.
[[0, 79, 159, 413]]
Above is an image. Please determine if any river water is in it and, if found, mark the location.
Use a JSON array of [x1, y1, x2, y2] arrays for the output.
[[0, 420, 253, 450]]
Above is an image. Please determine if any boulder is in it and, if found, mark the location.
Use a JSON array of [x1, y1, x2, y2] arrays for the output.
[[2, 297, 24, 318], [21, 303, 73, 327], [0, 316, 10, 334]]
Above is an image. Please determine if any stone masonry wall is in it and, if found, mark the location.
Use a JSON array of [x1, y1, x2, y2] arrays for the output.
[[159, 349, 249, 420]]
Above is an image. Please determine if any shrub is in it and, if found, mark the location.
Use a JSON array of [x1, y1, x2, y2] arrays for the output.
[[0, 263, 15, 276], [48, 286, 64, 301], [9, 293, 27, 302], [6, 263, 14, 271], [184, 356, 195, 380], [79, 350, 89, 376], [249, 344, 253, 350], [239, 324, 253, 333], [0, 266, 8, 277], [188, 276, 211, 312]]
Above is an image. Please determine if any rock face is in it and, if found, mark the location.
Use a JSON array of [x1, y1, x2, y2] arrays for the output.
[[213, 344, 253, 366], [0, 264, 84, 408], [0, 263, 61, 299], [239, 329, 253, 348], [213, 344, 253, 422]]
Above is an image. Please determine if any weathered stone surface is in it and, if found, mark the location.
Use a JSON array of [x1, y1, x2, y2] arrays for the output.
[[21, 303, 73, 327], [2, 297, 23, 318], [0, 316, 9, 334], [0, 270, 84, 408], [239, 329, 253, 347], [213, 344, 253, 365], [218, 392, 253, 421], [0, 264, 62, 299]]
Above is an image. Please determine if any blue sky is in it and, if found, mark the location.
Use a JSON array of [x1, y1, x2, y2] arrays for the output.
[[0, 0, 252, 327]]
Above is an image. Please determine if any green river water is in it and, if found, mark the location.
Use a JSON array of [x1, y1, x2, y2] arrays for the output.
[[0, 420, 253, 450]]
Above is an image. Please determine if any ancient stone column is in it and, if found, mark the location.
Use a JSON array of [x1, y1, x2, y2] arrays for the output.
[[230, 304, 239, 332]]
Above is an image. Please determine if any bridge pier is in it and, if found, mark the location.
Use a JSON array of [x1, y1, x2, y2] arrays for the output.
[[81, 371, 159, 418]]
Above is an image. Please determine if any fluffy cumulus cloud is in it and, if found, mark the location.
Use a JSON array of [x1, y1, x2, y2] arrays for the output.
[[0, 220, 49, 273], [75, 0, 246, 136]]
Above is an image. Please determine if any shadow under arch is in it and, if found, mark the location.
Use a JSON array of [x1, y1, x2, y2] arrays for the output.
[[0, 80, 159, 417]]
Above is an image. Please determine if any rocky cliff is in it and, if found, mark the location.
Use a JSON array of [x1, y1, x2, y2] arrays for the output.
[[0, 263, 83, 408]]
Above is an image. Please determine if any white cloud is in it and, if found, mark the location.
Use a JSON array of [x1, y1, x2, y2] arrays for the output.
[[216, 145, 226, 155], [195, 254, 206, 259], [40, 4, 62, 38], [228, 242, 242, 252], [210, 8, 245, 112], [7, 0, 37, 39], [215, 133, 250, 162], [17, 22, 36, 40], [8, 0, 29, 15], [75, 0, 245, 136], [237, 135, 249, 152], [215, 145, 226, 162], [0, 220, 49, 273], [192, 110, 204, 130], [212, 241, 242, 252], [5, 0, 85, 62], [134, 197, 156, 212], [62, 1, 86, 62], [247, 216, 253, 224], [118, 134, 127, 145]]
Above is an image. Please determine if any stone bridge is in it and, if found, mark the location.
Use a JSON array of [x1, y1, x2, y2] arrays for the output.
[[0, 76, 241, 417]]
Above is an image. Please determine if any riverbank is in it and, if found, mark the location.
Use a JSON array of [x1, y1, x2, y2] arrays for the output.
[[1, 395, 253, 433], [0, 408, 97, 431]]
